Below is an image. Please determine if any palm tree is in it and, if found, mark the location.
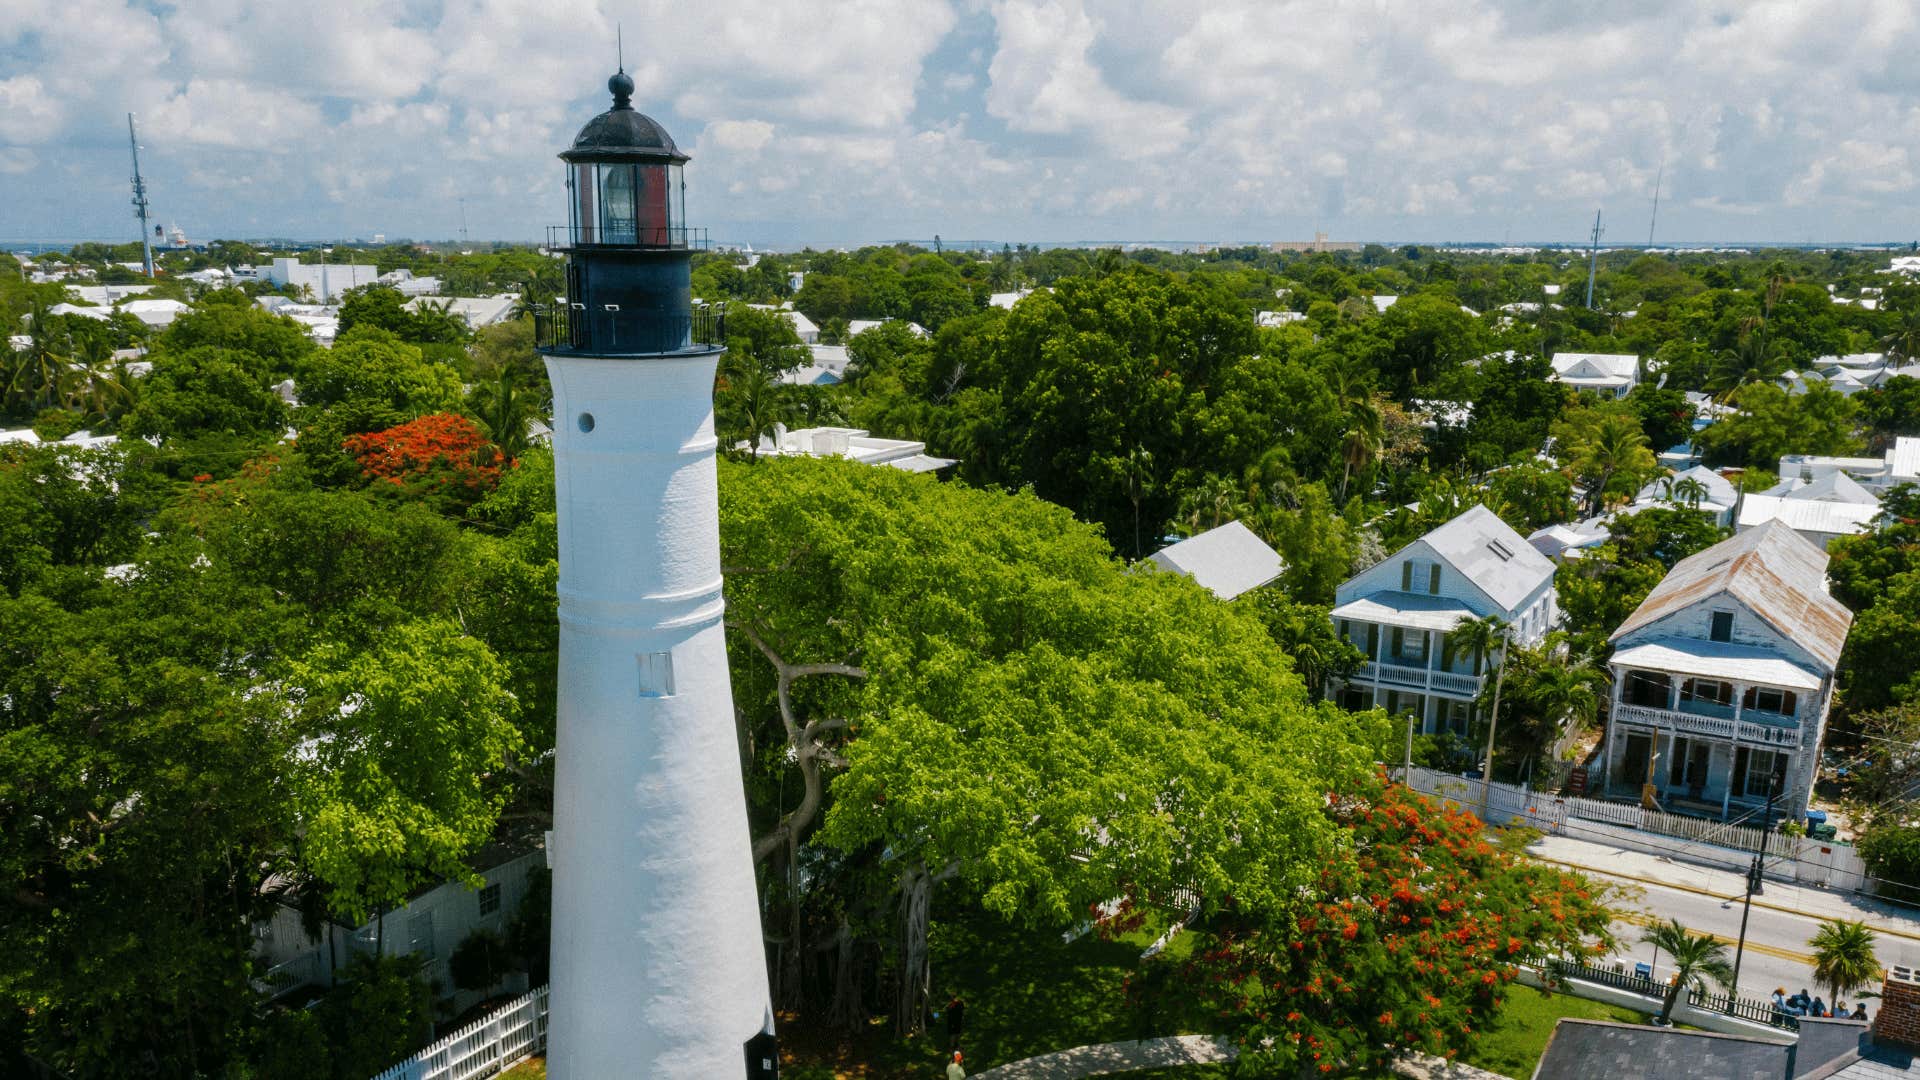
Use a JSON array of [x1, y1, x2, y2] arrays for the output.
[[1448, 614, 1510, 808], [469, 365, 538, 463], [1881, 306, 1920, 364], [1665, 474, 1708, 511], [1642, 919, 1735, 1026], [1570, 414, 1656, 516], [1514, 658, 1605, 767], [1809, 919, 1880, 1008], [1708, 322, 1787, 399], [1339, 397, 1384, 503], [715, 358, 799, 461]]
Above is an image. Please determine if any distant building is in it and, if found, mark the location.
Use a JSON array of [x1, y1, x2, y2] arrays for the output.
[[406, 294, 518, 329], [1601, 520, 1851, 823], [1328, 505, 1559, 735], [1256, 310, 1307, 327], [119, 298, 191, 329], [846, 318, 927, 338], [989, 288, 1035, 309], [380, 268, 443, 296], [1735, 494, 1878, 549], [1371, 294, 1399, 313], [1630, 465, 1739, 528], [246, 257, 381, 303], [746, 304, 818, 344], [1270, 232, 1363, 253], [1779, 435, 1920, 493], [1550, 352, 1640, 398], [782, 344, 849, 386], [1146, 521, 1283, 601], [754, 425, 954, 473]]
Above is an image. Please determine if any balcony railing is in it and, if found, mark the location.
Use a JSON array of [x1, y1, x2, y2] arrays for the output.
[[1613, 702, 1801, 747], [1353, 662, 1483, 697], [545, 224, 709, 251], [533, 305, 726, 356]]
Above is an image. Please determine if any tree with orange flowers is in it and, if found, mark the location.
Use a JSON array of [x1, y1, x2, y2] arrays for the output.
[[1170, 779, 1616, 1075], [343, 412, 508, 511]]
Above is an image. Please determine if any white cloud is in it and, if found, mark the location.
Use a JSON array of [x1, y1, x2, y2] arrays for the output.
[[4, 0, 1920, 243]]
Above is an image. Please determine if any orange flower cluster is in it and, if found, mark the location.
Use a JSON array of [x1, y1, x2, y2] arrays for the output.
[[342, 413, 506, 504]]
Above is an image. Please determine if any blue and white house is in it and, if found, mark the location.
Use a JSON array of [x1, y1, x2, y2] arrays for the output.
[[1599, 520, 1852, 823], [1329, 505, 1559, 735]]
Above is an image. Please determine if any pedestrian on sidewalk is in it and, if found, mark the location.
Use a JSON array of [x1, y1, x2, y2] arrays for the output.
[[1854, 1003, 1869, 1020], [1811, 995, 1828, 1018], [946, 1049, 966, 1079], [1771, 988, 1788, 1017]]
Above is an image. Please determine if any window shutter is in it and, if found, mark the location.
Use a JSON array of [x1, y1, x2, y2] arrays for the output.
[[1429, 564, 1442, 594], [1391, 627, 1404, 657], [1366, 624, 1379, 655], [1401, 561, 1413, 591]]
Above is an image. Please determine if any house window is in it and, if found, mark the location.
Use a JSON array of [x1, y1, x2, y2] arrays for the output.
[[1733, 748, 1791, 798], [1743, 686, 1798, 718], [638, 651, 675, 697], [478, 882, 502, 917], [1400, 560, 1440, 595], [1680, 678, 1733, 707], [1390, 627, 1427, 665], [1429, 563, 1443, 594], [1622, 670, 1672, 708], [408, 911, 436, 960], [1709, 611, 1734, 643]]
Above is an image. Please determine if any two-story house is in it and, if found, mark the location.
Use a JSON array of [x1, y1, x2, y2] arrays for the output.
[[1329, 505, 1559, 735], [1599, 520, 1852, 823]]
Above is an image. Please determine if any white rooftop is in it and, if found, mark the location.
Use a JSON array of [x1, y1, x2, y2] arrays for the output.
[[1419, 504, 1557, 611], [1146, 520, 1283, 601], [1330, 591, 1481, 634], [1736, 494, 1877, 540], [847, 319, 927, 338], [758, 426, 955, 473], [1610, 637, 1822, 692], [1634, 465, 1738, 510]]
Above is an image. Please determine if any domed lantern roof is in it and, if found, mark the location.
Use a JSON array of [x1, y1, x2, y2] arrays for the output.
[[561, 71, 689, 164]]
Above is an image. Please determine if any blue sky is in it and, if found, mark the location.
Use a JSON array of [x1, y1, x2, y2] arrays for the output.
[[2, 0, 1918, 249]]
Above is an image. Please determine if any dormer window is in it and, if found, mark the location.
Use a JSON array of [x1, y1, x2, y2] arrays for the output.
[[1709, 610, 1733, 643]]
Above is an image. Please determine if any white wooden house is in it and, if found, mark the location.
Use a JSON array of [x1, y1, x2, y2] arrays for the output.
[[1599, 521, 1852, 824], [1550, 352, 1640, 398], [1329, 505, 1558, 735], [253, 847, 546, 1015]]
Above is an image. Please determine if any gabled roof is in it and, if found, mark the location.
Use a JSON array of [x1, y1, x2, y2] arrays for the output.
[[1787, 470, 1881, 506], [1550, 352, 1639, 379], [1610, 520, 1853, 672], [1417, 504, 1557, 611], [1736, 495, 1878, 540], [1635, 465, 1738, 509], [1147, 520, 1283, 601]]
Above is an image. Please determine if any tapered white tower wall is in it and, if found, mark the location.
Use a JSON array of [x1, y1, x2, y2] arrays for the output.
[[544, 347, 773, 1077], [540, 69, 774, 1076]]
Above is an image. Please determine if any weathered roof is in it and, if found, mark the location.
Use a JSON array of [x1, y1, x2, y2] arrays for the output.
[[1611, 636, 1823, 691], [1610, 520, 1853, 673], [1147, 520, 1283, 601], [1420, 503, 1557, 611], [1736, 495, 1878, 540], [1551, 352, 1639, 379], [1329, 590, 1478, 633]]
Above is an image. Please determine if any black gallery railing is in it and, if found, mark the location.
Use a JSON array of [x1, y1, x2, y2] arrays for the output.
[[533, 305, 726, 355]]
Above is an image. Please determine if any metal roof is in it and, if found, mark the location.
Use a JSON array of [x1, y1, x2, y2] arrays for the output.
[[1634, 465, 1738, 508], [1785, 470, 1881, 506], [1736, 495, 1878, 539], [1610, 636, 1823, 691], [1147, 520, 1283, 601], [1419, 503, 1557, 611], [561, 72, 688, 163], [1610, 520, 1853, 673], [1551, 352, 1639, 378], [1891, 436, 1920, 481], [1329, 591, 1479, 633]]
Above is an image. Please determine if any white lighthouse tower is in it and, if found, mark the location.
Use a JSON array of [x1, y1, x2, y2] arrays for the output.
[[539, 71, 776, 1078]]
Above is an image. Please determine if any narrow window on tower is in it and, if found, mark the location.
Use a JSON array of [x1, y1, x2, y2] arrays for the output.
[[638, 650, 676, 697]]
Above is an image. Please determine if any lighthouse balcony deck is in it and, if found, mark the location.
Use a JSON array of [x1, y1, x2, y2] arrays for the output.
[[546, 224, 709, 251], [534, 305, 726, 356]]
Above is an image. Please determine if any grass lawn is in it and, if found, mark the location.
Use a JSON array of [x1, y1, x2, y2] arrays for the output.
[[1460, 986, 1651, 1079], [500, 1058, 544, 1079]]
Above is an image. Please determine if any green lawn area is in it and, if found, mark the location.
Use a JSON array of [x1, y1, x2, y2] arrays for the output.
[[500, 1058, 544, 1079], [1459, 986, 1651, 1079]]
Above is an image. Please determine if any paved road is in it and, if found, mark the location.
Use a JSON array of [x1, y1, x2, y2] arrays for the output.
[[1530, 833, 1920, 1009]]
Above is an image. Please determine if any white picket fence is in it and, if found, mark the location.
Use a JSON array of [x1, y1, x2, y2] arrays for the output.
[[1396, 765, 1870, 891], [371, 985, 548, 1080]]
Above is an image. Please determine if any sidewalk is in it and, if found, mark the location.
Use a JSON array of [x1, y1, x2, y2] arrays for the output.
[[1528, 832, 1920, 943], [970, 1034, 1234, 1079]]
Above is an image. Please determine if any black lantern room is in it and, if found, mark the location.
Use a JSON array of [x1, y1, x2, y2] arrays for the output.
[[540, 71, 715, 356]]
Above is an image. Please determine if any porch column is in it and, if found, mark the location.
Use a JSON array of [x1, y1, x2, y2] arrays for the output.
[[1426, 629, 1438, 692], [1731, 681, 1746, 727], [1720, 741, 1735, 820]]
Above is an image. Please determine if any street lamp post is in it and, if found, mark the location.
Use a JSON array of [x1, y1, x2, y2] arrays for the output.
[[1727, 776, 1780, 1011]]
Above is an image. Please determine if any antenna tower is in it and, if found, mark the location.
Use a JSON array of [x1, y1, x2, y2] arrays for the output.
[[1584, 209, 1603, 309], [1647, 161, 1664, 249], [127, 114, 154, 278], [459, 197, 470, 246]]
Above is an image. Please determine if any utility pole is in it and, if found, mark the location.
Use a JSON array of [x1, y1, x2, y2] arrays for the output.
[[1479, 627, 1512, 823], [1727, 775, 1780, 1009], [127, 114, 154, 278], [1647, 162, 1664, 249], [1585, 209, 1604, 309]]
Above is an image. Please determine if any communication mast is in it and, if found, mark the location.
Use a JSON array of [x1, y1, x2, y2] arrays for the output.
[[127, 114, 154, 278], [1647, 160, 1664, 249], [1584, 209, 1604, 309]]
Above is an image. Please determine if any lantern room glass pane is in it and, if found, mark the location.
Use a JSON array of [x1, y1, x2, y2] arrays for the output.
[[599, 163, 638, 244], [669, 164, 685, 243], [571, 163, 598, 244]]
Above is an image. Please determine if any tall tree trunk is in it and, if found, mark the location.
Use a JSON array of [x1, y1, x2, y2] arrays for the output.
[[825, 917, 865, 1032], [894, 862, 934, 1037]]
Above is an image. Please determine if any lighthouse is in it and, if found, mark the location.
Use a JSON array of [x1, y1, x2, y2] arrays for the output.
[[539, 71, 776, 1078]]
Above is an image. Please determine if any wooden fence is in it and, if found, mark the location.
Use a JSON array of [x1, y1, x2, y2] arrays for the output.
[[370, 985, 548, 1080]]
